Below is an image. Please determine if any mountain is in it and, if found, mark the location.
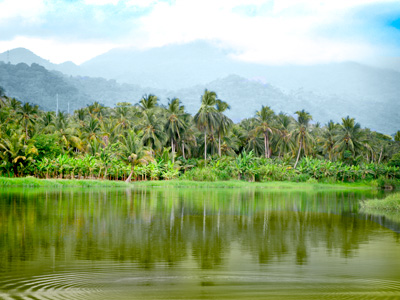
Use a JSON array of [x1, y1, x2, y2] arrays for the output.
[[0, 62, 92, 111], [163, 75, 400, 133], [81, 41, 245, 89], [1, 61, 399, 134], [0, 48, 81, 76]]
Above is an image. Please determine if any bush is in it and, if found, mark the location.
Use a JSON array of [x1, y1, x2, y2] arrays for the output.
[[388, 152, 400, 168], [181, 168, 217, 181]]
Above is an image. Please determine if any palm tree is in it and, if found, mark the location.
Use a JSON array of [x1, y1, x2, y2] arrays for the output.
[[194, 90, 219, 162], [138, 94, 158, 111], [334, 116, 365, 161], [17, 102, 38, 141], [274, 112, 293, 158], [81, 117, 101, 144], [319, 120, 337, 161], [215, 99, 232, 157], [0, 129, 38, 176], [137, 111, 166, 151], [252, 106, 275, 158], [119, 130, 154, 182], [164, 98, 188, 163], [394, 131, 400, 142], [293, 110, 313, 168]]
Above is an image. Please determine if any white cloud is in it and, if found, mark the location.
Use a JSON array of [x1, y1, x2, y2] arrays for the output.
[[0, 36, 119, 64], [84, 0, 120, 5], [132, 0, 398, 64], [126, 0, 158, 8], [0, 0, 46, 23]]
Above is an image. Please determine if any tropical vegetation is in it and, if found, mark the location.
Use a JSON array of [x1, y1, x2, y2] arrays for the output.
[[1, 86, 400, 184]]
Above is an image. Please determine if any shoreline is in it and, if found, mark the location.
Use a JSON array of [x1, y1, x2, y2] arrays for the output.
[[132, 179, 376, 190], [0, 176, 130, 188], [0, 176, 379, 189]]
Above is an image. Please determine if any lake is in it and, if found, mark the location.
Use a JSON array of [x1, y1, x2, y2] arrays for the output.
[[0, 187, 400, 299]]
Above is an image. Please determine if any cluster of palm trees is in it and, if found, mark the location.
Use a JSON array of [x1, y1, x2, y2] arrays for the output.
[[0, 87, 399, 179]]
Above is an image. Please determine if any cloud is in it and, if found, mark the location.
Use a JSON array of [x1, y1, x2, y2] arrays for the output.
[[0, 0, 46, 23], [0, 36, 119, 64], [132, 0, 400, 64], [0, 0, 399, 64]]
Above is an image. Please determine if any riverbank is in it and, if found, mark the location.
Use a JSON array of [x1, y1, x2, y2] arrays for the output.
[[132, 179, 375, 190], [0, 176, 129, 187], [0, 176, 380, 189], [361, 193, 400, 212]]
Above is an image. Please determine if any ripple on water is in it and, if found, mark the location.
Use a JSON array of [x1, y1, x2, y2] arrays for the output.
[[1, 270, 400, 300]]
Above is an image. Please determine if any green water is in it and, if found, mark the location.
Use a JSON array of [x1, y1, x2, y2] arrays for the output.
[[0, 187, 400, 299]]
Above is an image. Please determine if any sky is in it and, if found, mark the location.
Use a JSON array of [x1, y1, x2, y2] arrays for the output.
[[0, 0, 399, 65]]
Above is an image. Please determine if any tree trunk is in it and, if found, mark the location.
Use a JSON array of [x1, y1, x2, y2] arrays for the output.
[[182, 141, 185, 160], [204, 132, 207, 165], [264, 133, 268, 158], [218, 133, 221, 157], [294, 140, 303, 169], [266, 132, 270, 158], [171, 138, 175, 163], [125, 167, 133, 182], [103, 168, 108, 180], [378, 148, 383, 164]]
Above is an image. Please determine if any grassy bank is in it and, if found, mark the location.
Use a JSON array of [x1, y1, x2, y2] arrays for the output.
[[0, 176, 130, 188], [0, 176, 380, 190], [133, 179, 374, 190], [361, 193, 400, 212]]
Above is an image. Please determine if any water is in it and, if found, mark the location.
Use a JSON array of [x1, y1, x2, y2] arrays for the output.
[[0, 187, 400, 299]]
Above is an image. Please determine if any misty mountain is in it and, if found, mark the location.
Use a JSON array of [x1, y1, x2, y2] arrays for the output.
[[164, 75, 399, 133], [0, 62, 92, 111], [0, 48, 81, 76], [1, 61, 399, 134]]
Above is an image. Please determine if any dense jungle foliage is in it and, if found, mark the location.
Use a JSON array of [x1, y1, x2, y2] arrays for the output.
[[1, 86, 400, 183]]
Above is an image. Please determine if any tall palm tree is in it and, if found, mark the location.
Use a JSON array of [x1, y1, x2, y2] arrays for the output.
[[165, 98, 188, 163], [319, 120, 337, 161], [194, 90, 219, 162], [215, 99, 232, 157], [274, 112, 293, 158], [252, 106, 275, 158], [137, 111, 166, 151], [119, 130, 154, 182], [334, 116, 365, 161], [0, 129, 38, 176], [394, 131, 400, 142], [293, 109, 313, 168], [138, 94, 158, 111], [17, 102, 39, 141]]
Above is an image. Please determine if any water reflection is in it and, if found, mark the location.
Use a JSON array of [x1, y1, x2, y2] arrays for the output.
[[0, 187, 394, 270]]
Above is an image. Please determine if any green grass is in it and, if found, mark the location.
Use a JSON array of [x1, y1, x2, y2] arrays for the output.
[[361, 193, 400, 212], [0, 176, 130, 188], [132, 179, 374, 190]]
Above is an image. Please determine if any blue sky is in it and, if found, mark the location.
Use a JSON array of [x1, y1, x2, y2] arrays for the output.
[[0, 0, 399, 64]]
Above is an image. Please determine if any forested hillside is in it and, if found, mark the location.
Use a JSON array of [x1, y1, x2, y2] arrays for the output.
[[0, 61, 399, 134]]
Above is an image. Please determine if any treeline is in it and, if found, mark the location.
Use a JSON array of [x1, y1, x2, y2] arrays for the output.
[[0, 87, 400, 183]]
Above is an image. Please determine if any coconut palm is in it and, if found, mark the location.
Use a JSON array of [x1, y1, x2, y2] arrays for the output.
[[17, 102, 38, 141], [334, 116, 365, 161], [394, 131, 400, 142], [215, 99, 232, 157], [137, 111, 166, 151], [252, 106, 276, 158], [138, 94, 158, 111], [194, 90, 219, 162], [293, 110, 313, 168], [119, 130, 154, 182], [274, 112, 293, 158], [165, 98, 188, 163], [319, 120, 337, 161], [0, 129, 38, 176]]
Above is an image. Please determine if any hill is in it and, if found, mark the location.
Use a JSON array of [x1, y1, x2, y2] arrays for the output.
[[0, 62, 398, 134], [0, 48, 81, 76]]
